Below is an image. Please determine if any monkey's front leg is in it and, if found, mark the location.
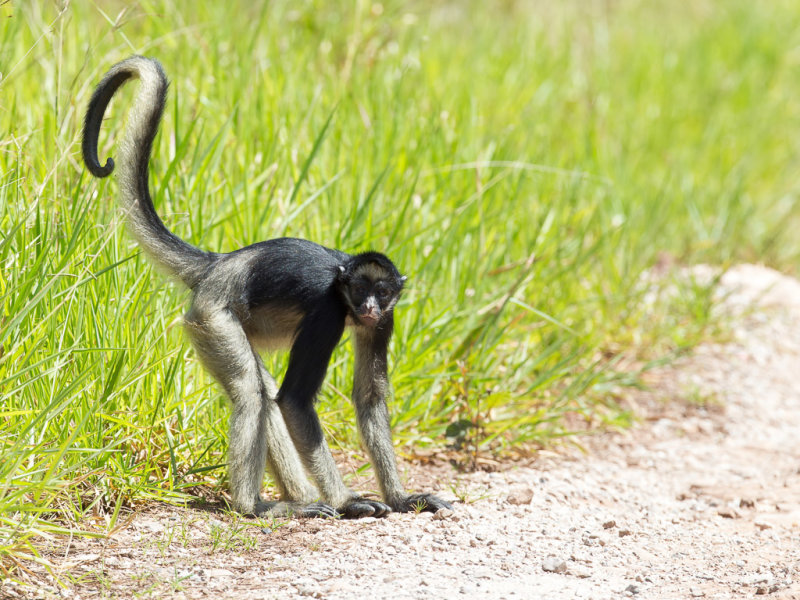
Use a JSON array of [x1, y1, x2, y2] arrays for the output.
[[279, 399, 392, 518], [277, 307, 392, 518], [354, 394, 453, 513], [352, 327, 453, 514]]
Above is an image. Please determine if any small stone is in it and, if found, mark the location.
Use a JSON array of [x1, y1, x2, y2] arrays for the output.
[[690, 588, 705, 597], [618, 529, 633, 537], [433, 508, 454, 520], [603, 520, 616, 529], [542, 558, 568, 573], [742, 574, 771, 586], [717, 507, 740, 519], [625, 584, 639, 594], [754, 520, 772, 530], [739, 498, 756, 509], [507, 487, 535, 505], [568, 566, 591, 579]]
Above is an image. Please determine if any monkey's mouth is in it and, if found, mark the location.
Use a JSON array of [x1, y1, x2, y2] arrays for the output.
[[357, 312, 380, 327]]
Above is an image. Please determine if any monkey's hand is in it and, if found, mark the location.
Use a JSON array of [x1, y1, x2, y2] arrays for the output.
[[391, 493, 454, 514], [339, 497, 393, 519]]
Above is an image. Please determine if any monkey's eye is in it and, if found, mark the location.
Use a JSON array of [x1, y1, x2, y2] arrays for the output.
[[376, 287, 391, 300]]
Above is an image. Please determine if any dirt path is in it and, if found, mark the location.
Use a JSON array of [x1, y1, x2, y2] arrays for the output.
[[4, 265, 799, 600]]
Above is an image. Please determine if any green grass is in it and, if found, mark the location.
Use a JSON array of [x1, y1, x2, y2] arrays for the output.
[[2, 0, 800, 571]]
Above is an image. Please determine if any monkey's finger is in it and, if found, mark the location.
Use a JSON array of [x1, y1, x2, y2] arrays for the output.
[[365, 500, 392, 518], [341, 502, 379, 519], [342, 499, 393, 519]]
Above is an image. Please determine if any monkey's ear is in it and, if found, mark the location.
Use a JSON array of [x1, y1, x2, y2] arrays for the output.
[[338, 265, 346, 275], [400, 275, 408, 283]]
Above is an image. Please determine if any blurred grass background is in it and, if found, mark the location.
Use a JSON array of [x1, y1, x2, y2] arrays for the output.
[[2, 0, 799, 568]]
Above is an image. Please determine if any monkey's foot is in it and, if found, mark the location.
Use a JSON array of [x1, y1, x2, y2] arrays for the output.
[[339, 497, 392, 519], [255, 500, 339, 519], [392, 493, 453, 514]]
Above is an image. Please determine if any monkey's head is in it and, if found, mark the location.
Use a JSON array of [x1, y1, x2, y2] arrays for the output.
[[336, 252, 406, 328]]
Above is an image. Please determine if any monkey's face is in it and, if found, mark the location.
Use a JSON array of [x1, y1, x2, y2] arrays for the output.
[[348, 277, 400, 327], [337, 256, 405, 328]]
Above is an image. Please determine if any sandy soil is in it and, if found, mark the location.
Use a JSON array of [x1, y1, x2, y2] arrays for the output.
[[3, 264, 799, 600]]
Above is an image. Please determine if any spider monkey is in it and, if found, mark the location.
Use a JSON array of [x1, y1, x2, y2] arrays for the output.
[[82, 56, 452, 519]]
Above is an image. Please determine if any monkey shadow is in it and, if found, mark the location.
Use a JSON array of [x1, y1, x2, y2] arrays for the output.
[[173, 487, 239, 518], [179, 491, 316, 523]]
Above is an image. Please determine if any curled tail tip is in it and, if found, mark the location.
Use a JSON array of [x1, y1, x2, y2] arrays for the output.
[[81, 54, 167, 180], [85, 157, 115, 178]]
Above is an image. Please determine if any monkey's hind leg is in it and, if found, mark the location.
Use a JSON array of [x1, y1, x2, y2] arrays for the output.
[[184, 303, 336, 518]]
